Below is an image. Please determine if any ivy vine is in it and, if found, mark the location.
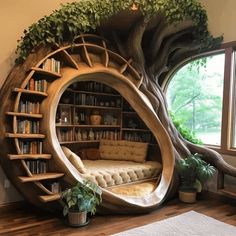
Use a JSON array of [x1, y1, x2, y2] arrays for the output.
[[16, 0, 220, 62]]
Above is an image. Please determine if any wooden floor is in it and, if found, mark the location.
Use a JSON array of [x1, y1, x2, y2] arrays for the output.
[[0, 194, 235, 236]]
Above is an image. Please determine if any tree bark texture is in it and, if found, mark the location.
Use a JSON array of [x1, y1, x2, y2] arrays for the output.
[[101, 13, 236, 194]]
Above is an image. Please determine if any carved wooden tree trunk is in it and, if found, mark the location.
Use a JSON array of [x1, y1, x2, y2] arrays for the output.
[[0, 7, 235, 213], [100, 12, 236, 190]]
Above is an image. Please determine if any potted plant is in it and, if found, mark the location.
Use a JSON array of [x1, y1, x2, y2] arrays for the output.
[[176, 153, 216, 203], [61, 179, 102, 227]]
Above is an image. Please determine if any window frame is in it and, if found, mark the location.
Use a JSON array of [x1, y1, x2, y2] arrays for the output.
[[163, 42, 236, 156]]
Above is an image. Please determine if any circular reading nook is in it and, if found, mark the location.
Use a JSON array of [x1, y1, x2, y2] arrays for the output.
[[0, 34, 174, 213], [1, 1, 236, 215]]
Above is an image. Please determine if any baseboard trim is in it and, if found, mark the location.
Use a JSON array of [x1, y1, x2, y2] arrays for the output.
[[0, 200, 27, 213], [200, 190, 236, 204]]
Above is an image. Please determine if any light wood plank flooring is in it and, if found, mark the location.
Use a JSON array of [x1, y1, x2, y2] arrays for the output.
[[0, 194, 235, 236]]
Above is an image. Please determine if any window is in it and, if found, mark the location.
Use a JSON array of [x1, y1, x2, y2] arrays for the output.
[[165, 44, 236, 155], [166, 54, 225, 146]]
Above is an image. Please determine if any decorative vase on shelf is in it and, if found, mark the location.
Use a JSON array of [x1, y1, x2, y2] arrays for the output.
[[90, 111, 102, 125], [88, 129, 95, 140]]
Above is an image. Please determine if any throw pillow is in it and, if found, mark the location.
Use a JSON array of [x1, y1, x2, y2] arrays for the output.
[[61, 146, 87, 174]]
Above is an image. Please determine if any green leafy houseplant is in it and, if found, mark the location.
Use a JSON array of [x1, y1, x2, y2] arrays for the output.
[[61, 179, 102, 225], [176, 153, 216, 192]]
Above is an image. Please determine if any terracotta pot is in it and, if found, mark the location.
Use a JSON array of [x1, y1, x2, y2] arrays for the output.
[[179, 190, 197, 203], [90, 115, 102, 125], [68, 211, 87, 226]]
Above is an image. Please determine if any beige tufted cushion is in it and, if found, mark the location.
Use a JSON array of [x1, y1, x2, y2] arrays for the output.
[[83, 160, 162, 188], [61, 146, 87, 174], [99, 139, 148, 163]]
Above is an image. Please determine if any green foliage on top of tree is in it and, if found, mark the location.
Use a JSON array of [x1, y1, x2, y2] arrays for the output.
[[16, 0, 222, 62]]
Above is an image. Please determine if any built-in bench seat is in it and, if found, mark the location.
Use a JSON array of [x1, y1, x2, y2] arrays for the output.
[[82, 159, 162, 188], [62, 139, 162, 188]]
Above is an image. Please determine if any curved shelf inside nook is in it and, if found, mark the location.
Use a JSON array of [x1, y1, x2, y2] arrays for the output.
[[0, 34, 174, 214]]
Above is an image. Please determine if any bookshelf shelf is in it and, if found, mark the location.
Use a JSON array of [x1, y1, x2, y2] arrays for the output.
[[5, 133, 45, 139], [59, 140, 100, 144], [55, 81, 155, 145], [73, 90, 121, 97], [56, 124, 74, 128], [122, 111, 136, 115], [1, 56, 65, 205], [39, 193, 61, 203], [74, 105, 121, 110], [13, 88, 48, 97], [8, 154, 52, 160], [122, 128, 150, 132], [18, 173, 64, 183], [6, 112, 43, 119], [73, 125, 121, 128], [31, 67, 61, 79]]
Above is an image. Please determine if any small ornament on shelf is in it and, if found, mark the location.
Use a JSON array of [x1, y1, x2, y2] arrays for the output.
[[88, 129, 95, 140], [90, 110, 102, 125]]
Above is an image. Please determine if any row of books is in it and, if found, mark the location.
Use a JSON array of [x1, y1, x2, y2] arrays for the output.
[[26, 78, 48, 92], [25, 160, 47, 174], [17, 120, 40, 134], [74, 129, 120, 141], [19, 141, 43, 154], [42, 58, 60, 74], [75, 93, 97, 106], [123, 131, 154, 143], [73, 81, 117, 94], [45, 182, 61, 193], [75, 93, 121, 107], [18, 100, 40, 114], [49, 182, 61, 193], [56, 128, 73, 142], [56, 128, 154, 143]]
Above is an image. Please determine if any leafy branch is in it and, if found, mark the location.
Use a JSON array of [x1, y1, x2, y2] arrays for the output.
[[16, 0, 219, 62]]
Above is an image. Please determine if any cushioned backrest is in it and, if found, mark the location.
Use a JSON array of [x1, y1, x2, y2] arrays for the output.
[[99, 139, 148, 163], [61, 146, 87, 174]]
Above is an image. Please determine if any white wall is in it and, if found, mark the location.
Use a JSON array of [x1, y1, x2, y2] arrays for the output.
[[0, 0, 75, 88], [199, 0, 236, 43], [0, 0, 235, 205]]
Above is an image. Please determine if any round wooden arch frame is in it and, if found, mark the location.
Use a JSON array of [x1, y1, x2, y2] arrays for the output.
[[0, 35, 174, 213]]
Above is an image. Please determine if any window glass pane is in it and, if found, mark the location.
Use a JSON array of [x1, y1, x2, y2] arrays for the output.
[[166, 54, 225, 145]]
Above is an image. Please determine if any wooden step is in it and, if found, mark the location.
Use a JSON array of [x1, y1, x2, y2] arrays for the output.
[[13, 88, 48, 97], [39, 193, 61, 203], [18, 173, 64, 183], [31, 67, 61, 78], [8, 154, 52, 160], [6, 112, 43, 119], [5, 133, 45, 139]]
